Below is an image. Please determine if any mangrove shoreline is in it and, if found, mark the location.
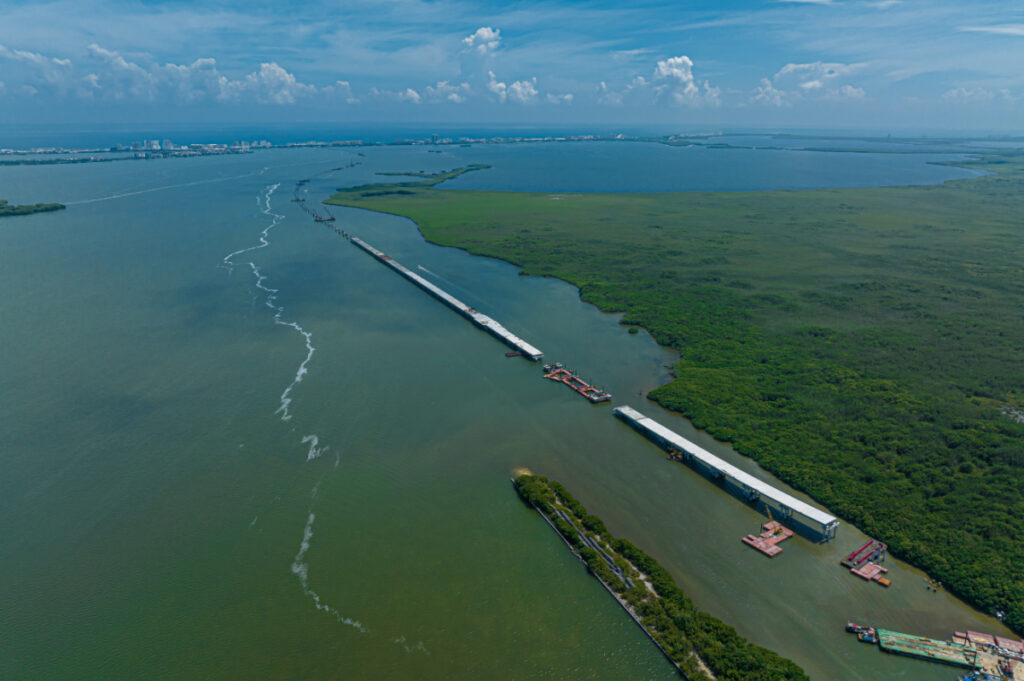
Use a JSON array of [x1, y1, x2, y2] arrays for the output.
[[325, 156, 1024, 635]]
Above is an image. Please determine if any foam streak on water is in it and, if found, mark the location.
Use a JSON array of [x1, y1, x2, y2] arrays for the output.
[[222, 183, 319, 426], [301, 434, 326, 461], [290, 508, 368, 633]]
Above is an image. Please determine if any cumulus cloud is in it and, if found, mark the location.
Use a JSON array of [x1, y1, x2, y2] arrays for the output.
[[398, 88, 421, 103], [600, 56, 718, 107], [546, 92, 573, 104], [0, 43, 75, 92], [487, 71, 538, 104], [750, 78, 789, 106], [463, 27, 501, 55], [2, 43, 318, 105], [751, 61, 866, 106], [231, 62, 318, 104], [323, 80, 358, 103], [653, 55, 721, 106], [424, 80, 470, 103]]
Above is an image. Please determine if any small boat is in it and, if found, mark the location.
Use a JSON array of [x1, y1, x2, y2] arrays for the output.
[[845, 622, 877, 643], [505, 351, 522, 357]]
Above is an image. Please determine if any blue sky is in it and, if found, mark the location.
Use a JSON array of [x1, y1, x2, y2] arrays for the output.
[[1, 0, 1022, 131]]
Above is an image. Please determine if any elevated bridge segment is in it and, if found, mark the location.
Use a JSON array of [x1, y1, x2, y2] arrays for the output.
[[615, 405, 839, 540]]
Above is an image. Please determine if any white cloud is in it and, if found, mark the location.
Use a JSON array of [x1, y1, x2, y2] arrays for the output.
[[750, 78, 790, 106], [600, 56, 718, 107], [462, 27, 501, 55], [65, 45, 318, 105], [487, 71, 538, 104], [0, 43, 74, 91], [486, 71, 506, 102], [825, 84, 866, 100], [424, 80, 470, 103], [653, 55, 721, 107], [235, 62, 318, 104], [941, 87, 1015, 103], [323, 80, 358, 103], [507, 77, 538, 104], [546, 92, 573, 104], [776, 61, 863, 84], [959, 24, 1024, 37], [398, 87, 421, 103], [751, 61, 865, 106]]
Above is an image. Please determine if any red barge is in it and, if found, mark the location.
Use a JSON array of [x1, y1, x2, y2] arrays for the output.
[[542, 363, 611, 403]]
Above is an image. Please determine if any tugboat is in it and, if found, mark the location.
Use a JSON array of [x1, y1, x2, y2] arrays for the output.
[[846, 622, 878, 643], [314, 209, 336, 223]]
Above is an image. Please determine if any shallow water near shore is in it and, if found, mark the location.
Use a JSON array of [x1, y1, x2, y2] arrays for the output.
[[0, 142, 1012, 680]]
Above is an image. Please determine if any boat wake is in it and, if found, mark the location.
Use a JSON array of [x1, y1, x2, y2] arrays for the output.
[[67, 168, 269, 205]]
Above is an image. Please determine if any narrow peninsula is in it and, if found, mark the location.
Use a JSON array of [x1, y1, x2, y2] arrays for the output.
[[0, 199, 65, 217], [514, 474, 809, 681]]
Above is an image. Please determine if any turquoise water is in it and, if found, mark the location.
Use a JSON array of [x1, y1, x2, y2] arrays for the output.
[[0, 143, 1012, 680]]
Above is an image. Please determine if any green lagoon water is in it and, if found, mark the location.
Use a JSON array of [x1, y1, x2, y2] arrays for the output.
[[0, 143, 1014, 680]]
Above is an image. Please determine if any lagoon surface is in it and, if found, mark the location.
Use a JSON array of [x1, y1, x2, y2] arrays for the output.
[[0, 141, 1010, 680]]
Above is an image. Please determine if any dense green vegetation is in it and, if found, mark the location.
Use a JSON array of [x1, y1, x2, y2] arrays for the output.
[[515, 474, 809, 681], [0, 157, 115, 166], [328, 156, 1024, 634], [0, 199, 65, 217]]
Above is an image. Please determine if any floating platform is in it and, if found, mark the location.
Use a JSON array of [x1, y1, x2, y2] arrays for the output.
[[542, 363, 611, 403], [741, 520, 793, 557], [878, 629, 978, 669], [349, 237, 543, 360], [614, 406, 839, 540], [851, 561, 889, 582]]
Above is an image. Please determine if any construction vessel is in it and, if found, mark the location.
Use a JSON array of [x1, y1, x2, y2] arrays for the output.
[[846, 625, 1024, 679], [842, 539, 891, 585], [542, 363, 611, 403], [741, 507, 793, 557]]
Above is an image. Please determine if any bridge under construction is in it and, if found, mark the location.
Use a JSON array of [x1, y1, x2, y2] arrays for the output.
[[614, 405, 839, 540], [348, 236, 543, 361]]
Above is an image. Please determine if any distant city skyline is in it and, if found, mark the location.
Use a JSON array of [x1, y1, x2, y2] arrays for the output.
[[1, 0, 1022, 131]]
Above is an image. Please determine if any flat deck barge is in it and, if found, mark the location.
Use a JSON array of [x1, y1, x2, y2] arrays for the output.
[[349, 237, 543, 360], [878, 629, 978, 669], [542, 363, 611, 403], [741, 520, 793, 557]]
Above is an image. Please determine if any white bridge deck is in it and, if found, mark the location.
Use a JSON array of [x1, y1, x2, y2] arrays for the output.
[[615, 405, 839, 539], [350, 237, 543, 360]]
